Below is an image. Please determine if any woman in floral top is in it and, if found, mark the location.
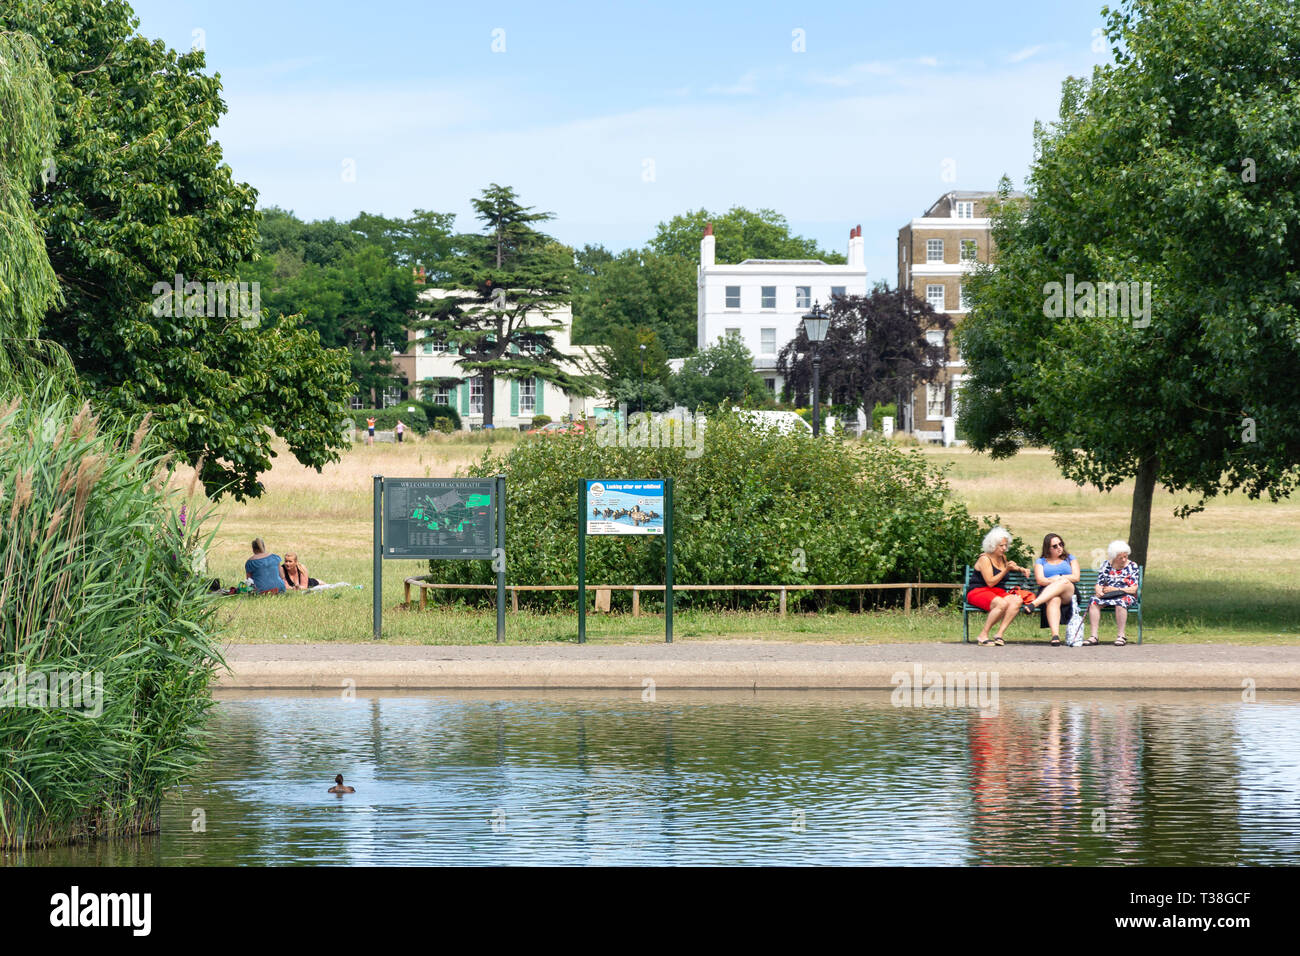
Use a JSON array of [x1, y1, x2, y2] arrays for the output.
[[1088, 540, 1140, 646]]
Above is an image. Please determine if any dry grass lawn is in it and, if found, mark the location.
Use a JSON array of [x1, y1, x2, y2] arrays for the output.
[[180, 433, 1300, 645]]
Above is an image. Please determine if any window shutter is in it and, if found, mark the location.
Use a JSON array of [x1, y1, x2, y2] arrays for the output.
[[459, 382, 469, 415], [535, 376, 545, 415], [510, 379, 519, 417]]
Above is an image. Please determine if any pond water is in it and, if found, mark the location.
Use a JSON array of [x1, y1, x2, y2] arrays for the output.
[[9, 690, 1300, 866]]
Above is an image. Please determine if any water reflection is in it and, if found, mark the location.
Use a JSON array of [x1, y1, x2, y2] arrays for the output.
[[6, 691, 1299, 866]]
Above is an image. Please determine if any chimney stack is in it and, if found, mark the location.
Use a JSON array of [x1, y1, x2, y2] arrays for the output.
[[700, 222, 715, 267], [848, 224, 864, 268]]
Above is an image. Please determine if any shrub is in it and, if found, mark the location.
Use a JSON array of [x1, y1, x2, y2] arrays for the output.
[[531, 415, 552, 428], [350, 406, 429, 435], [421, 402, 461, 433], [423, 410, 998, 610], [0, 396, 223, 849], [872, 403, 897, 431]]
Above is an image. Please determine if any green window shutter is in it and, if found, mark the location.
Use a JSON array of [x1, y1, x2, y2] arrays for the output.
[[535, 376, 545, 415], [510, 379, 519, 417], [459, 382, 469, 415]]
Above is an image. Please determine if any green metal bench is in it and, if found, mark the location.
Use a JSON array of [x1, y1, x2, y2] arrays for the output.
[[961, 565, 1143, 643]]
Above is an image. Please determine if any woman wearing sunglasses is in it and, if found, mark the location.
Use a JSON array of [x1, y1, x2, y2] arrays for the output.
[[1030, 533, 1080, 646]]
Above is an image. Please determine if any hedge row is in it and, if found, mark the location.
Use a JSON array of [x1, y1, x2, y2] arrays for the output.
[[421, 410, 1010, 610]]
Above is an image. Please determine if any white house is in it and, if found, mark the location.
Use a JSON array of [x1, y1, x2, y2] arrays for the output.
[[696, 224, 869, 396], [396, 288, 600, 430]]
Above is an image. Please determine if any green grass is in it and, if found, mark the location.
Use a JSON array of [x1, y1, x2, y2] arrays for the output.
[[198, 438, 1300, 645]]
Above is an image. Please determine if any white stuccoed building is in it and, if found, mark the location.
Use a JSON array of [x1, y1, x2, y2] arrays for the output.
[[696, 224, 869, 396], [393, 287, 600, 430]]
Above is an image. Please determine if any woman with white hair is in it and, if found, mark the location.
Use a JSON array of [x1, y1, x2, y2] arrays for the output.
[[1087, 540, 1140, 646], [967, 526, 1033, 646]]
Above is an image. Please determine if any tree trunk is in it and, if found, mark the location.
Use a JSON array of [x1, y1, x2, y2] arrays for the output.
[[482, 368, 495, 429], [1128, 454, 1159, 567]]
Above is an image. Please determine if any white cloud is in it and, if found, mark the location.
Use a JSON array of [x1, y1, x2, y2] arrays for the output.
[[806, 60, 895, 87], [213, 60, 1064, 282], [707, 70, 758, 95], [1006, 45, 1044, 63]]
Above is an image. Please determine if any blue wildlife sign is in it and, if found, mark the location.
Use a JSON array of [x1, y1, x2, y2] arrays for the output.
[[585, 480, 664, 535]]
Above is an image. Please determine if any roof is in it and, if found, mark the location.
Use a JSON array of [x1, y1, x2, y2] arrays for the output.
[[737, 258, 828, 266]]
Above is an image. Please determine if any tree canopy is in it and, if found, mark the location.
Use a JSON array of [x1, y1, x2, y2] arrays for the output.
[[1, 0, 354, 500], [958, 0, 1300, 564], [418, 184, 592, 427], [777, 287, 950, 410], [669, 334, 768, 411]]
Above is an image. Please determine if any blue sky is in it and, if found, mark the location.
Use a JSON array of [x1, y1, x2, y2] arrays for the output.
[[130, 0, 1116, 282]]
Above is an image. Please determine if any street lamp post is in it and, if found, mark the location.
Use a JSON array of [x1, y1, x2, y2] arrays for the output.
[[801, 302, 830, 437], [638, 343, 646, 415]]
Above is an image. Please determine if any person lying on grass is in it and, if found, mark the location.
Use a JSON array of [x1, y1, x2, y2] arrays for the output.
[[280, 553, 321, 591], [245, 538, 285, 594]]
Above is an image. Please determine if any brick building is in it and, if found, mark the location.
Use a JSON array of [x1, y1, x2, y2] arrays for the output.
[[896, 190, 1023, 441]]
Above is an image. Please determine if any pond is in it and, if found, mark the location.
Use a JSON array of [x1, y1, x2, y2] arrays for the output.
[[8, 690, 1300, 865]]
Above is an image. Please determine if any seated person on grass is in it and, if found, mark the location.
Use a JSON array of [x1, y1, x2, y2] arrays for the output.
[[245, 538, 285, 593], [280, 553, 321, 591]]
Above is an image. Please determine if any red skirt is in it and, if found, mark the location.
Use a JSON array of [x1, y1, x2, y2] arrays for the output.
[[966, 587, 1008, 612]]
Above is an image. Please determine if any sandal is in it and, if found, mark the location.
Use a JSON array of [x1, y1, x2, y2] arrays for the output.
[[993, 637, 1005, 646], [1021, 602, 1036, 615], [1114, 635, 1127, 647], [977, 638, 991, 646], [1050, 636, 1061, 646], [1082, 636, 1099, 646]]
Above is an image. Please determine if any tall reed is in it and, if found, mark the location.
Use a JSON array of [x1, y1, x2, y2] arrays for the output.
[[0, 394, 223, 849]]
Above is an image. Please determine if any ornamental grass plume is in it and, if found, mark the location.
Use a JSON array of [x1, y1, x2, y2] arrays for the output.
[[128, 412, 152, 454], [0, 394, 224, 851]]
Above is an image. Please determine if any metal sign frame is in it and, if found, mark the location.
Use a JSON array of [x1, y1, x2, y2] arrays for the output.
[[577, 477, 674, 644], [373, 475, 506, 641]]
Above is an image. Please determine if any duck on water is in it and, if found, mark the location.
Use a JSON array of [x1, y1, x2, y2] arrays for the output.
[[328, 774, 355, 794]]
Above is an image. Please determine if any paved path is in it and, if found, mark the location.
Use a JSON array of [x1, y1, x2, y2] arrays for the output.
[[217, 641, 1300, 690]]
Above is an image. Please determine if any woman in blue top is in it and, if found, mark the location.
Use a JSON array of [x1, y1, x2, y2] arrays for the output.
[[244, 538, 286, 593], [1029, 533, 1080, 646]]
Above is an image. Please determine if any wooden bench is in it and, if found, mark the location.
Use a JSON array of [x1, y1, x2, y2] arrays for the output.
[[961, 565, 1144, 643]]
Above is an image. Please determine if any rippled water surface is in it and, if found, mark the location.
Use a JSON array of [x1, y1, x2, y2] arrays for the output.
[[10, 690, 1300, 865]]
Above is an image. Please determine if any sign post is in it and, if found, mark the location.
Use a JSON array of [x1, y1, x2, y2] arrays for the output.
[[578, 478, 672, 643], [665, 476, 674, 644], [373, 475, 383, 640], [373, 476, 502, 641], [495, 474, 506, 643]]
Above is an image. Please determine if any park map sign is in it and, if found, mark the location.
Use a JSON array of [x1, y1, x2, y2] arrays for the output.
[[383, 478, 496, 559]]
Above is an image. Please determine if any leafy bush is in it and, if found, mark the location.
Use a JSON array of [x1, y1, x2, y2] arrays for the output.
[[0, 396, 223, 849], [531, 415, 552, 428], [872, 403, 897, 431], [423, 410, 997, 610], [350, 406, 429, 435], [421, 402, 461, 433]]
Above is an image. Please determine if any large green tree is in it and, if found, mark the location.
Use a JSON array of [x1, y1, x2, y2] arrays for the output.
[[958, 0, 1300, 565], [419, 184, 591, 427], [583, 325, 673, 412], [0, 27, 66, 388], [669, 335, 768, 411], [777, 287, 950, 411], [1, 0, 352, 500]]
